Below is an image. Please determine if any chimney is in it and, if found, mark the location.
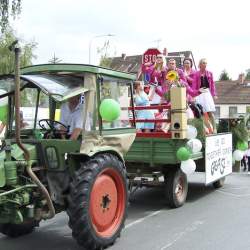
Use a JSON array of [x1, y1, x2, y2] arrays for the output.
[[238, 73, 245, 84], [121, 53, 126, 60], [163, 48, 168, 56]]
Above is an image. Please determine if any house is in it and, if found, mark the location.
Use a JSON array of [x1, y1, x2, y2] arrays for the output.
[[109, 50, 195, 76], [109, 52, 250, 120], [215, 75, 250, 119]]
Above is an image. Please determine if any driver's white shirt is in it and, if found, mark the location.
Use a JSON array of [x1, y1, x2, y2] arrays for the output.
[[60, 102, 84, 134]]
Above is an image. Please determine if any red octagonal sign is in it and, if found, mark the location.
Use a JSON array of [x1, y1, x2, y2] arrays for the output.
[[142, 48, 161, 64]]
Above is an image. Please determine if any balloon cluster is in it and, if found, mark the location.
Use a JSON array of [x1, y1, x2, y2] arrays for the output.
[[99, 99, 121, 122], [232, 140, 248, 162], [176, 125, 202, 175]]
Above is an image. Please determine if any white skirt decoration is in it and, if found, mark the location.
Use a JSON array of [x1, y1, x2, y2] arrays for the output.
[[195, 90, 215, 112]]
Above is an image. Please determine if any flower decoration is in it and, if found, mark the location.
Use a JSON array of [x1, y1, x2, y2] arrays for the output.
[[166, 70, 179, 82], [166, 70, 184, 87]]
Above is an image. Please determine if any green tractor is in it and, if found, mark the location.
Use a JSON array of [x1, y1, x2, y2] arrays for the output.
[[0, 46, 136, 249]]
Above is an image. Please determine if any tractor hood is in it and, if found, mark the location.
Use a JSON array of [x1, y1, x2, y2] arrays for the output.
[[0, 143, 37, 161]]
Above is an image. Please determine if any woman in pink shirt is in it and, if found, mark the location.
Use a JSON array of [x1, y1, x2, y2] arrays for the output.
[[192, 58, 217, 132], [183, 58, 196, 86], [142, 54, 166, 85], [141, 54, 166, 105]]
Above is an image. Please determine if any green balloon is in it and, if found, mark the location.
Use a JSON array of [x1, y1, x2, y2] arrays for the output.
[[176, 147, 191, 161], [0, 105, 7, 123], [236, 141, 248, 151], [99, 99, 121, 122]]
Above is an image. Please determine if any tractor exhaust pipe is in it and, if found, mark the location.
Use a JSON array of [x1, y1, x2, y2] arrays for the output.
[[11, 42, 55, 219]]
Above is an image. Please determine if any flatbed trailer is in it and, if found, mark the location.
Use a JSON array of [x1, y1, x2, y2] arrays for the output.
[[125, 89, 232, 208]]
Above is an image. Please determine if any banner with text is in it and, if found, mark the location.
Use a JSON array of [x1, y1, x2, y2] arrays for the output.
[[205, 133, 232, 184]]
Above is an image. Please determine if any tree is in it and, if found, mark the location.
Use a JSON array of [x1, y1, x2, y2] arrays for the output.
[[0, 0, 21, 33], [48, 53, 62, 64], [219, 70, 231, 81], [0, 27, 37, 74], [245, 69, 250, 80], [97, 40, 114, 68]]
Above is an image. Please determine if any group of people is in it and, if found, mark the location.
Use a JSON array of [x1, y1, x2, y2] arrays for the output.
[[134, 54, 217, 133]]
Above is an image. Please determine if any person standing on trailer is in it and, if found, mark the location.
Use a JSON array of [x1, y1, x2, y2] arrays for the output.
[[192, 58, 217, 133]]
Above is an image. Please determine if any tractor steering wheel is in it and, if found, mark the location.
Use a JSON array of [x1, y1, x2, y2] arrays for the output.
[[38, 119, 69, 139]]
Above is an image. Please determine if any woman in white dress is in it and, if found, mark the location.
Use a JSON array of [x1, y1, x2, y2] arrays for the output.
[[192, 58, 218, 133]]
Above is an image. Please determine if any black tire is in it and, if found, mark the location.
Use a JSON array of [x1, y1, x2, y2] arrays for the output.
[[0, 220, 37, 237], [67, 153, 128, 250], [165, 168, 188, 208], [213, 177, 226, 189]]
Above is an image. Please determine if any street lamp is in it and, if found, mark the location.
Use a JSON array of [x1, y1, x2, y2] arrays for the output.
[[88, 34, 115, 64]]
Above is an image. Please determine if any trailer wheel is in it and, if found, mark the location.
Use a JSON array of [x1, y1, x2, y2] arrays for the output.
[[213, 177, 226, 189], [165, 168, 188, 208], [67, 153, 128, 250], [0, 220, 37, 237]]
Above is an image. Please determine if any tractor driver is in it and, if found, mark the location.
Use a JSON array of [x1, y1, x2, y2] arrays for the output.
[[59, 95, 84, 140]]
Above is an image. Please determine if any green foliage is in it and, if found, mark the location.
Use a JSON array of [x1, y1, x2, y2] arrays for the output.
[[0, 27, 37, 74], [48, 53, 62, 64], [219, 69, 231, 81], [231, 119, 248, 148], [188, 118, 205, 142], [0, 0, 21, 33], [97, 40, 113, 68], [245, 69, 250, 80]]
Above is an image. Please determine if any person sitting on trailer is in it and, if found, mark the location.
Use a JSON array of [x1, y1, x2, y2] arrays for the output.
[[134, 81, 155, 132]]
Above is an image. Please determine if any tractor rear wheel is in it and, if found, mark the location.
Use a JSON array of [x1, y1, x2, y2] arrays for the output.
[[0, 220, 37, 237], [165, 168, 188, 208], [67, 153, 128, 250]]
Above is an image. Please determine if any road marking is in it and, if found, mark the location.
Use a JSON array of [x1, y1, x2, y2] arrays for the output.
[[125, 210, 162, 230], [216, 189, 250, 198], [159, 220, 204, 250]]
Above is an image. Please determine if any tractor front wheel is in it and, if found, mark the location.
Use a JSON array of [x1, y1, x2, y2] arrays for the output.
[[67, 153, 128, 250]]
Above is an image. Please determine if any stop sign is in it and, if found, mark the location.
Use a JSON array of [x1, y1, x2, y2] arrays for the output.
[[142, 48, 161, 64]]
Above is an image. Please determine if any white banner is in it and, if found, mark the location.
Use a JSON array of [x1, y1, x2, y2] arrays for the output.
[[205, 133, 232, 184]]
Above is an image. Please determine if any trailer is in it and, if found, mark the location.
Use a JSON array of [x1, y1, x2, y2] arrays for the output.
[[125, 86, 233, 208]]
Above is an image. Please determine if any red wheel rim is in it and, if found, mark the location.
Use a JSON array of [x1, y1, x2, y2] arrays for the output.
[[90, 168, 126, 237]]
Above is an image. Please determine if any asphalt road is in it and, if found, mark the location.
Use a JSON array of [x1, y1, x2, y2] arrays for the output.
[[1, 173, 250, 250]]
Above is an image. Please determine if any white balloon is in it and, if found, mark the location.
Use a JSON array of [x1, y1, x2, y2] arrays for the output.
[[180, 159, 196, 175], [0, 89, 8, 107], [187, 125, 197, 139], [233, 150, 244, 161], [186, 139, 202, 153]]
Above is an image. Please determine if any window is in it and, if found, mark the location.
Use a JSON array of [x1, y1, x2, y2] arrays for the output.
[[215, 106, 220, 118], [229, 106, 237, 118], [100, 78, 133, 129]]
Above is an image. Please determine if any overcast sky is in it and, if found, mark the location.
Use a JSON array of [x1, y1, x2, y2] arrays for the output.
[[10, 0, 250, 80]]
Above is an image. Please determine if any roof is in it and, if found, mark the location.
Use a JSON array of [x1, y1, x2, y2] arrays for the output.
[[109, 51, 193, 74], [0, 74, 87, 102], [20, 64, 136, 80], [215, 80, 250, 104]]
